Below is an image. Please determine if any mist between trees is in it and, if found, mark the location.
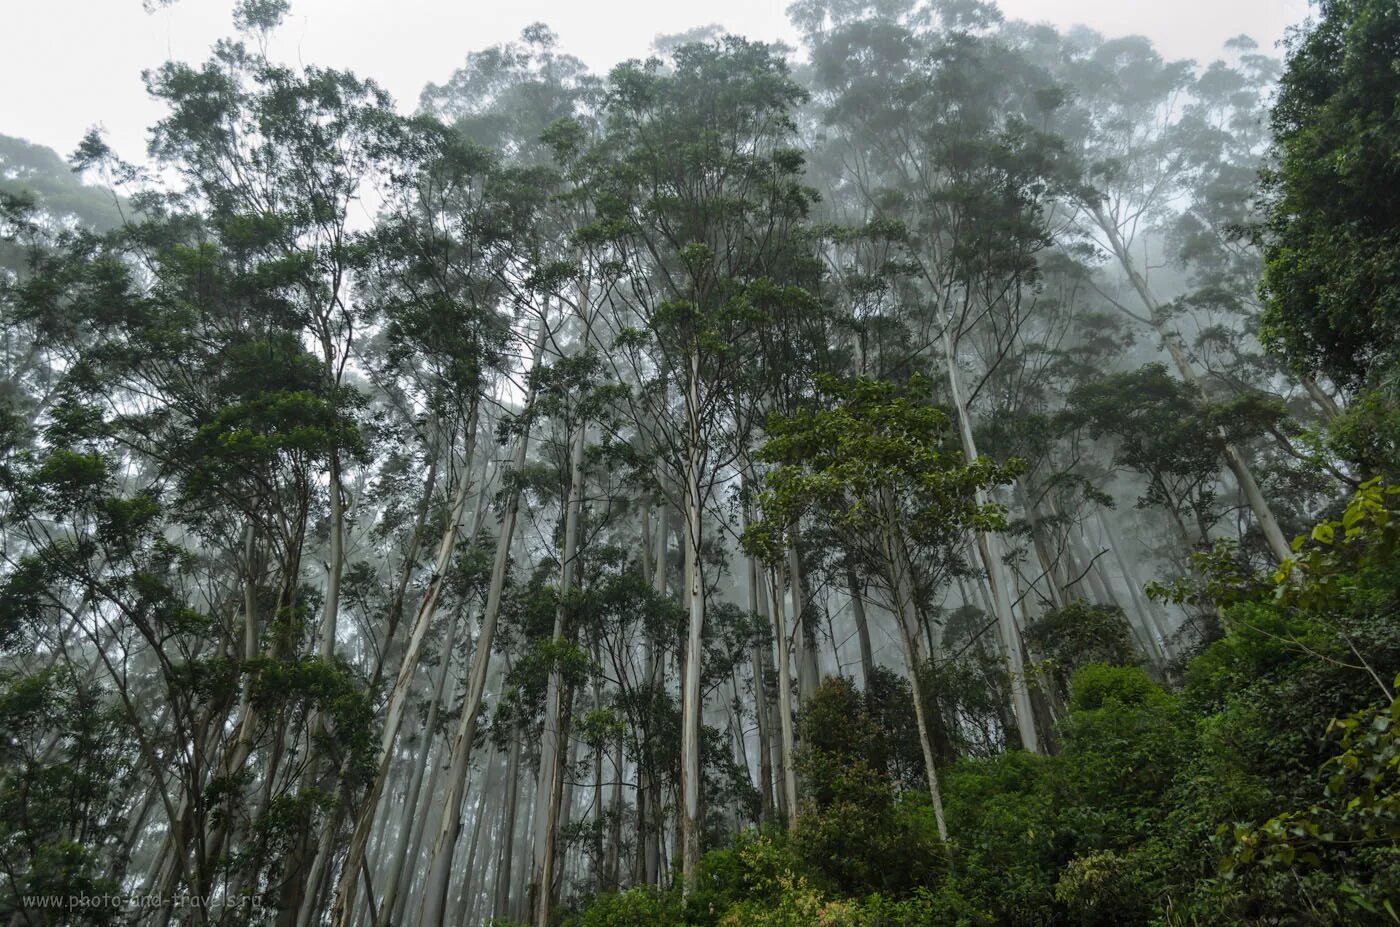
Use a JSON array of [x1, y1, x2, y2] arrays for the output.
[[2, 0, 1399, 925]]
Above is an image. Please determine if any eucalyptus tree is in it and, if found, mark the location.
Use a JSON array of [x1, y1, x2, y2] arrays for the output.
[[745, 375, 1022, 839], [321, 121, 517, 927], [2, 91, 392, 923], [795, 0, 1068, 751], [1023, 27, 1300, 565], [584, 35, 819, 890], [1257, 0, 1400, 484], [1259, 0, 1400, 395]]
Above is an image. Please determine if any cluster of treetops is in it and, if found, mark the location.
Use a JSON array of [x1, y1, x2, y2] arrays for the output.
[[0, 0, 1397, 924]]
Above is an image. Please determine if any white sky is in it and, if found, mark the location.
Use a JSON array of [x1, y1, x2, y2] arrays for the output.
[[2, 0, 1311, 165]]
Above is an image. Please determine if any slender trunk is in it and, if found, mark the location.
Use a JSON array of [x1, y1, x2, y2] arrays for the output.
[[453, 758, 494, 927], [373, 609, 460, 927], [939, 321, 1039, 753], [788, 543, 820, 702], [678, 359, 706, 894], [879, 497, 950, 840], [845, 568, 876, 689], [492, 719, 522, 923], [770, 556, 799, 830], [639, 506, 667, 886], [532, 406, 588, 927], [1093, 206, 1291, 564], [1301, 374, 1342, 420], [1096, 510, 1176, 654], [320, 452, 345, 662], [330, 410, 481, 927], [747, 562, 775, 824], [415, 320, 549, 927]]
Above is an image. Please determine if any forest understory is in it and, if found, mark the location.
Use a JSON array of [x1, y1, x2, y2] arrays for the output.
[[2, 0, 1399, 925]]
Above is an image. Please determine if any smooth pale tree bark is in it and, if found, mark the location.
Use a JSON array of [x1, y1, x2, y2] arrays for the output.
[[938, 319, 1040, 753], [1091, 206, 1292, 565], [453, 756, 495, 927], [416, 319, 550, 927], [1301, 374, 1342, 420], [532, 391, 589, 927], [678, 375, 706, 892], [747, 550, 776, 823], [319, 453, 345, 662], [372, 608, 461, 927], [769, 554, 799, 830], [388, 736, 445, 927], [330, 433, 482, 927], [845, 568, 876, 689], [878, 495, 950, 841], [753, 566, 788, 822]]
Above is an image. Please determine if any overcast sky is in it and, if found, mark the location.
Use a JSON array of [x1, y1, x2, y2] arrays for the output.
[[3, 0, 1311, 165]]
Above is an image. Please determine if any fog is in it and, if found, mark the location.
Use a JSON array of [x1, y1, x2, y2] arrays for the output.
[[2, 1, 1391, 926]]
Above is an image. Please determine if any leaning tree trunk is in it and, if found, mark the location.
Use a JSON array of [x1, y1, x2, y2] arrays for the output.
[[414, 320, 549, 927], [373, 607, 461, 927], [879, 498, 950, 841], [1092, 206, 1292, 565], [678, 354, 706, 895], [938, 318, 1040, 753], [329, 424, 482, 927], [532, 407, 588, 927]]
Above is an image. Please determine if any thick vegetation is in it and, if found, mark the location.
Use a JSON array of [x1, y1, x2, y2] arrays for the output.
[[1, 0, 1397, 925]]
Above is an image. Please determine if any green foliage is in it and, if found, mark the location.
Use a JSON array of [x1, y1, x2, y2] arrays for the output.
[[1222, 678, 1400, 922], [748, 376, 1022, 564], [572, 886, 677, 927], [793, 678, 945, 897], [577, 478, 1400, 926], [1024, 603, 1139, 693], [1260, 0, 1400, 387]]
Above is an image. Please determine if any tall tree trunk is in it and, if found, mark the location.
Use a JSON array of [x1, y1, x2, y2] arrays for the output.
[[747, 552, 775, 823], [492, 718, 523, 923], [879, 497, 950, 841], [678, 357, 706, 894], [769, 555, 799, 830], [938, 319, 1039, 753], [639, 506, 667, 886], [1097, 510, 1176, 658], [605, 727, 625, 889], [329, 411, 482, 927], [414, 320, 549, 927], [845, 568, 876, 689], [373, 608, 460, 927], [788, 543, 820, 701], [532, 405, 588, 927], [1093, 206, 1291, 564]]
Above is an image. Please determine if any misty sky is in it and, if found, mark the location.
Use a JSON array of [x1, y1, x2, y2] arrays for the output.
[[3, 0, 1311, 165]]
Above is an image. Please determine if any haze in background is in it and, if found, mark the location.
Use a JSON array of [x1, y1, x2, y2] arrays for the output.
[[3, 0, 1310, 168]]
